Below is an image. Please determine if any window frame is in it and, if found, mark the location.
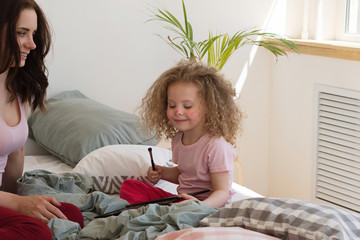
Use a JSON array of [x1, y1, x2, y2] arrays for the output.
[[335, 0, 360, 42]]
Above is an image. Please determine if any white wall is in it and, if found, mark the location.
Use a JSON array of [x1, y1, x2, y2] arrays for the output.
[[28, 0, 360, 200], [265, 0, 360, 200], [234, 0, 360, 200], [35, 0, 275, 112], [268, 54, 360, 200], [235, 48, 271, 196], [26, 0, 280, 196]]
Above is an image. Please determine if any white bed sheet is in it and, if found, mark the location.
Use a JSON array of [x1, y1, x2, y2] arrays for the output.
[[24, 155, 262, 201], [24, 155, 74, 174]]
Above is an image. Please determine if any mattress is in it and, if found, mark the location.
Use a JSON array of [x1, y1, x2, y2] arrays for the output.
[[23, 154, 262, 201], [22, 154, 359, 240]]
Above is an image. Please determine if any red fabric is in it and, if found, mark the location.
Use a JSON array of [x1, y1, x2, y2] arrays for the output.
[[0, 206, 52, 240], [120, 179, 175, 205], [0, 202, 83, 240], [58, 202, 84, 228]]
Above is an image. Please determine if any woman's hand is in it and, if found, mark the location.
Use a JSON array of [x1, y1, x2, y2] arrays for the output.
[[14, 195, 68, 224]]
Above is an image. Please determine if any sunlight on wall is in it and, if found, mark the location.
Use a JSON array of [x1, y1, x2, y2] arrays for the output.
[[315, 0, 324, 39], [315, 0, 337, 40], [235, 0, 287, 97]]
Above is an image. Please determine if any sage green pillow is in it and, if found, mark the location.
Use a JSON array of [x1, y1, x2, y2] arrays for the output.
[[28, 90, 158, 167]]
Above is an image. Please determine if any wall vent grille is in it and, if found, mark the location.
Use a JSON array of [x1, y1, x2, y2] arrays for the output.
[[315, 85, 360, 212]]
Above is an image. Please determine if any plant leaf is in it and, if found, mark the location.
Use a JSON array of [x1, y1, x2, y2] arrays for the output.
[[146, 2, 299, 70]]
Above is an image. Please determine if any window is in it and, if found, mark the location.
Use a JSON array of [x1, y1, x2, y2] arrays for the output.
[[346, 0, 360, 34], [336, 0, 360, 42], [290, 0, 360, 61]]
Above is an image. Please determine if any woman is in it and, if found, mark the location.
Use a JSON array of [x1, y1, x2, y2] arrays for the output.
[[0, 1, 83, 239]]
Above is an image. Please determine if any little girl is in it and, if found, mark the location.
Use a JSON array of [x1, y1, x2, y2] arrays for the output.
[[120, 60, 243, 208]]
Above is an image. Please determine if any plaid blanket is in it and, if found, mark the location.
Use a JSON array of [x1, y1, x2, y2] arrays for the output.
[[201, 197, 360, 240]]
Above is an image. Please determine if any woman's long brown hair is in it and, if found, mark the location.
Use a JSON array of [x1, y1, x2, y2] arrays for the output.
[[0, 0, 51, 112]]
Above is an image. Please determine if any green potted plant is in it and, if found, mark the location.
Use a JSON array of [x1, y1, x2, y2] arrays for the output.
[[147, 0, 298, 70]]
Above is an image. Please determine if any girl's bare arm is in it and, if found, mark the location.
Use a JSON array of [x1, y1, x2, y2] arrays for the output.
[[177, 171, 230, 208]]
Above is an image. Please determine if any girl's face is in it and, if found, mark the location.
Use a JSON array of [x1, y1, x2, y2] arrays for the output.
[[167, 82, 206, 138], [16, 8, 37, 67]]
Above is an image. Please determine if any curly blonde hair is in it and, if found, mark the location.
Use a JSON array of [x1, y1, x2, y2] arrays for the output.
[[139, 60, 243, 146]]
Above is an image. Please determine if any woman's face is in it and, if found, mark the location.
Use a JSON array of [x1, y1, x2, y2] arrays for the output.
[[16, 8, 37, 67]]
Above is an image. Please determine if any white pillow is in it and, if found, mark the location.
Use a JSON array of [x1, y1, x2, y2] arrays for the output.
[[72, 144, 176, 194]]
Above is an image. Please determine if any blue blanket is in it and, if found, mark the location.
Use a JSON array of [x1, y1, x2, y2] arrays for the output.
[[18, 170, 217, 240]]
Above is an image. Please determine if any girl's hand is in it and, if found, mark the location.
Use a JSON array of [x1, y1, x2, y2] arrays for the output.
[[15, 195, 68, 224], [170, 193, 198, 205], [146, 164, 162, 184]]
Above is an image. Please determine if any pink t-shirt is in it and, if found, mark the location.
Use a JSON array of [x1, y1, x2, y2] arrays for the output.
[[0, 97, 28, 187], [171, 132, 236, 205]]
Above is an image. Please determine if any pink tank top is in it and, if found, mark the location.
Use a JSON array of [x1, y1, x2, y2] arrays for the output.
[[0, 97, 28, 187]]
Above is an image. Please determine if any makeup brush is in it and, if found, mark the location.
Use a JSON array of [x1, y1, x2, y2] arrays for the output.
[[148, 147, 156, 171]]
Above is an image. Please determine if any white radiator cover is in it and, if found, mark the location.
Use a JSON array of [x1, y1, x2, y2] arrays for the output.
[[314, 85, 360, 212]]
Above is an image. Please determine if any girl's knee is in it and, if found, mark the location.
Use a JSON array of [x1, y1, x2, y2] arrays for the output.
[[120, 179, 140, 193], [122, 179, 138, 186]]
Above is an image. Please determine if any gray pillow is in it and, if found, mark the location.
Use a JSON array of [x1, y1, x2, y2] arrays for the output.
[[28, 90, 158, 167], [200, 197, 360, 239]]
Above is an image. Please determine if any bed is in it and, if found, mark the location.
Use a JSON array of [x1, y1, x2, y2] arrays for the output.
[[21, 90, 360, 240]]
